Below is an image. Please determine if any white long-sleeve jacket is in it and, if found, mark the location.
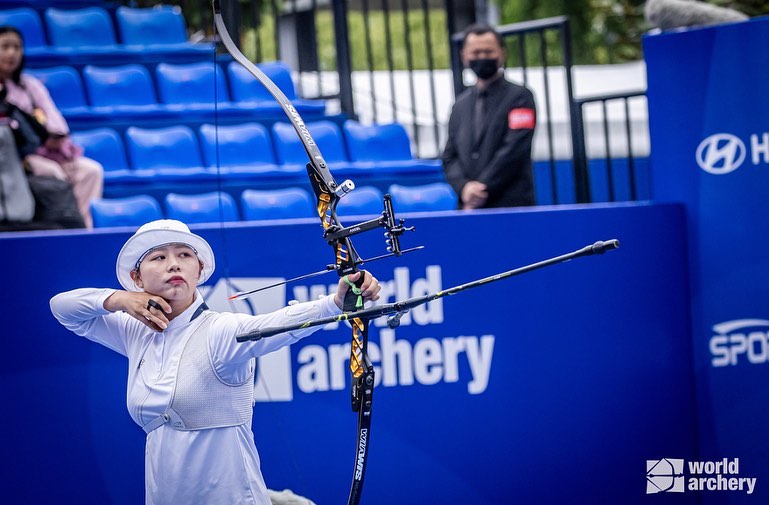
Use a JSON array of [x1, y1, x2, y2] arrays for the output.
[[50, 288, 341, 505]]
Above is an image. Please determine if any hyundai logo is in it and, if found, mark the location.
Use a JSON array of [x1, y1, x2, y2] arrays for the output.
[[696, 133, 746, 175]]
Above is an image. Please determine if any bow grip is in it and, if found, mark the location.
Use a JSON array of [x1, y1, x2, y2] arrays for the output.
[[343, 271, 366, 312]]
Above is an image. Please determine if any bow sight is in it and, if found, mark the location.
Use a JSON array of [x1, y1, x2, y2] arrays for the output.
[[323, 193, 416, 260], [213, 2, 419, 502], [227, 191, 421, 301]]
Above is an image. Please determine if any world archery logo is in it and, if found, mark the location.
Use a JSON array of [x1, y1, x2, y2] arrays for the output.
[[696, 133, 746, 175], [199, 268, 496, 402], [647, 458, 685, 493], [646, 457, 757, 494]]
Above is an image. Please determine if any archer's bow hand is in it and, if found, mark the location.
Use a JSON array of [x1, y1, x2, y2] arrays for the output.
[[333, 271, 381, 310]]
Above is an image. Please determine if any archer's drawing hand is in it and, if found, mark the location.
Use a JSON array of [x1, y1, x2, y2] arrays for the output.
[[104, 291, 172, 332], [334, 270, 381, 310]]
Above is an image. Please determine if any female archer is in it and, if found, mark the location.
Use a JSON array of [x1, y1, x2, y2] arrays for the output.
[[50, 219, 380, 504]]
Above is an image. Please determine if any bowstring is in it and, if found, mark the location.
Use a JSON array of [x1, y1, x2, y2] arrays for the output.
[[211, 26, 234, 310], [211, 10, 309, 496]]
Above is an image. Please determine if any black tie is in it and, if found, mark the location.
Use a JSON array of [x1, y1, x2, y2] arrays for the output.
[[473, 89, 487, 145]]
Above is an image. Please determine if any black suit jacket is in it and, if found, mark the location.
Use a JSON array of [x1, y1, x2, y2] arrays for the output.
[[441, 77, 536, 208]]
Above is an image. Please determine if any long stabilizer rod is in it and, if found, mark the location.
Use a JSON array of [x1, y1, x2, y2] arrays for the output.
[[236, 239, 619, 342]]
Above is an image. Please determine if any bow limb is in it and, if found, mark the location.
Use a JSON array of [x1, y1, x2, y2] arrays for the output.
[[212, 3, 372, 503], [342, 275, 373, 505], [212, 1, 347, 211]]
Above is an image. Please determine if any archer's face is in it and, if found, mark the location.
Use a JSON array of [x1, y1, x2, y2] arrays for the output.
[[131, 244, 202, 304]]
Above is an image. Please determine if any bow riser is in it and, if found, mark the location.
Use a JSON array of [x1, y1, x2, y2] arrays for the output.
[[212, 4, 419, 502]]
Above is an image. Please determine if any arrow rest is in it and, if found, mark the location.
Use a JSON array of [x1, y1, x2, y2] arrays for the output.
[[213, 3, 418, 500]]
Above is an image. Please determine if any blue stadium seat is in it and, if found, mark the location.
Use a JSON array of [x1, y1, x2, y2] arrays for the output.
[[343, 120, 414, 162], [125, 126, 201, 170], [272, 120, 349, 169], [71, 128, 160, 184], [113, 5, 213, 60], [70, 128, 129, 172], [44, 7, 117, 50], [198, 123, 281, 175], [26, 66, 86, 111], [387, 183, 457, 212], [240, 188, 315, 221], [155, 62, 231, 108], [0, 8, 46, 50], [336, 186, 384, 217], [228, 60, 295, 102], [82, 64, 159, 108], [165, 192, 239, 224], [343, 120, 442, 173], [227, 60, 325, 114], [6, 5, 208, 68], [125, 126, 211, 182], [90, 195, 162, 228], [115, 5, 188, 46]]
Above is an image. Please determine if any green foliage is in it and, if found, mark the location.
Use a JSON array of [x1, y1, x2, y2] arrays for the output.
[[158, 0, 766, 68], [242, 8, 450, 71], [495, 0, 597, 63], [347, 8, 450, 71], [589, 0, 646, 63], [495, 0, 761, 65], [713, 0, 769, 17]]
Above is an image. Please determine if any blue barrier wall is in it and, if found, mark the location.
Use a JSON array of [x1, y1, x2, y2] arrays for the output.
[[645, 16, 769, 504], [1, 203, 697, 504]]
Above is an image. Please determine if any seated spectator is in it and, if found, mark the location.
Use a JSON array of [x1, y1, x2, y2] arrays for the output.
[[0, 26, 102, 228], [0, 123, 35, 227]]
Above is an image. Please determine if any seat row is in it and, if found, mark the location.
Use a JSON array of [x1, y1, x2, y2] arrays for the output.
[[0, 1, 102, 8], [72, 120, 442, 187], [0, 5, 213, 67], [90, 184, 458, 228], [29, 60, 325, 125]]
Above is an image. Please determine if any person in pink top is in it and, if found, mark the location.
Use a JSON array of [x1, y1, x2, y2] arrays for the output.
[[0, 26, 102, 228]]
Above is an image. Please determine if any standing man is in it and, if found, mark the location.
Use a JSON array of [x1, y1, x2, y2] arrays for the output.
[[442, 23, 537, 209]]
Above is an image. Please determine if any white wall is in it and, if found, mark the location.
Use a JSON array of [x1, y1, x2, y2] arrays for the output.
[[298, 61, 649, 160]]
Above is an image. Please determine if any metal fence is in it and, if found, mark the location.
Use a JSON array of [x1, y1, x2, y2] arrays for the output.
[[118, 0, 649, 204], [120, 0, 468, 158], [574, 90, 648, 202], [124, 0, 354, 110]]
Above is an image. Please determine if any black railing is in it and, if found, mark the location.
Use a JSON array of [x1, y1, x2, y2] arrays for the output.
[[123, 0, 350, 108], [120, 0, 463, 158], [348, 0, 458, 157], [574, 90, 647, 202], [114, 1, 648, 204]]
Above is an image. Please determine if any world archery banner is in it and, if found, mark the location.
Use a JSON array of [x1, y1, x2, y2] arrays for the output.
[[1, 203, 698, 504], [645, 16, 769, 504]]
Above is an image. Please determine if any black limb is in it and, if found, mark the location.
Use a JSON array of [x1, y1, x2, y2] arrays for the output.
[[348, 357, 373, 505]]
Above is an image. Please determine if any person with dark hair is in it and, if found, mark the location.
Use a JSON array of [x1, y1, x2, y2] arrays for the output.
[[0, 25, 102, 228], [442, 23, 536, 209], [50, 219, 381, 504]]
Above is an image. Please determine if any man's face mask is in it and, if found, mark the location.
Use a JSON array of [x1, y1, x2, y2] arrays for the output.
[[469, 58, 499, 80]]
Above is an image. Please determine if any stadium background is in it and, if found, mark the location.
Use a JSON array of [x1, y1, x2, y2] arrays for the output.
[[1, 1, 766, 504]]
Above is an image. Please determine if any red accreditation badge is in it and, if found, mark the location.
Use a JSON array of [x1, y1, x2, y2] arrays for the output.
[[508, 108, 535, 130]]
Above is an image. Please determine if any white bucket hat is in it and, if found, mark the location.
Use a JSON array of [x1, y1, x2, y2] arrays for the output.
[[116, 219, 215, 291]]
